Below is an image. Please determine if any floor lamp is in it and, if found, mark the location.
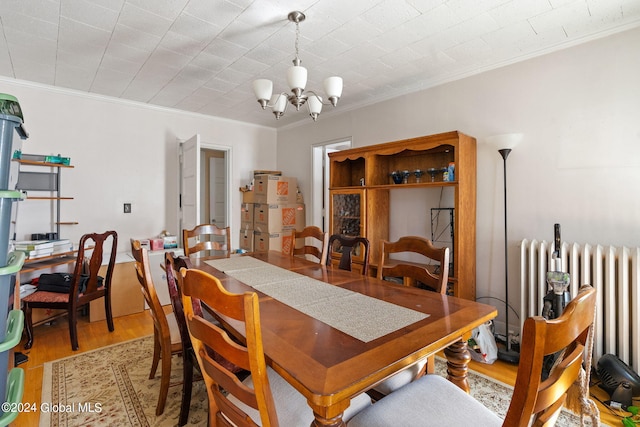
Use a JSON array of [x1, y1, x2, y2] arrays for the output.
[[487, 133, 523, 364]]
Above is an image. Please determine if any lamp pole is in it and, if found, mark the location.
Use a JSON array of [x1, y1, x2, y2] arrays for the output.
[[498, 148, 520, 364]]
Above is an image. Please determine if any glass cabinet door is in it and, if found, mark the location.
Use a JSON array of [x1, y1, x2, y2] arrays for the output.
[[331, 190, 363, 237], [330, 189, 366, 263]]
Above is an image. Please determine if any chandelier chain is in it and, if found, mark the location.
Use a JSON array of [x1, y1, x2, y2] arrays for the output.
[[294, 21, 300, 61]]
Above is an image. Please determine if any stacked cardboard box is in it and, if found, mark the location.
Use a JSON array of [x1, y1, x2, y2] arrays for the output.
[[239, 174, 305, 253]]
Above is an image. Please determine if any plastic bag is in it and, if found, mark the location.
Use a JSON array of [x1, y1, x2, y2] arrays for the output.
[[468, 321, 498, 364]]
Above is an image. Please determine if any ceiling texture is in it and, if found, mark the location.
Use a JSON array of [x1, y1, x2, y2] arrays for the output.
[[1, 0, 639, 129]]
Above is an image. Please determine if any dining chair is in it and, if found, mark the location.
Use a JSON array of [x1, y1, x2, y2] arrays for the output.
[[164, 251, 198, 426], [349, 285, 598, 427], [182, 223, 231, 258], [290, 225, 329, 265], [377, 235, 450, 293], [131, 239, 182, 416], [369, 235, 450, 399], [326, 234, 370, 275], [179, 267, 372, 426], [22, 230, 118, 351]]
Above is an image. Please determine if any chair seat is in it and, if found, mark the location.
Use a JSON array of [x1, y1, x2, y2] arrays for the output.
[[372, 358, 426, 395], [349, 374, 502, 427], [229, 366, 372, 426], [22, 287, 106, 304], [22, 290, 69, 304]]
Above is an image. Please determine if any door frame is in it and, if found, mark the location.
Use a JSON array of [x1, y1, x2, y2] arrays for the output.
[[178, 137, 232, 246]]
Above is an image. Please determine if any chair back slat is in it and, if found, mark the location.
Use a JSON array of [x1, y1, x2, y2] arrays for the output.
[[504, 285, 597, 426], [377, 236, 449, 293], [131, 240, 171, 343], [183, 224, 231, 257], [181, 268, 279, 427], [326, 234, 370, 275], [290, 226, 328, 265]]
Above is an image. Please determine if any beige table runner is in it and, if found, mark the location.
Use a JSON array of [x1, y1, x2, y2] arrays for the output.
[[205, 257, 429, 342]]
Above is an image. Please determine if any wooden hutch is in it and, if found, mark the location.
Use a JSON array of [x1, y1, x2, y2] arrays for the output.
[[328, 130, 477, 300]]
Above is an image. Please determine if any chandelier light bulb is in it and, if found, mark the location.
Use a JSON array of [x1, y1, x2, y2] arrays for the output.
[[308, 95, 323, 121], [271, 94, 287, 119], [251, 11, 342, 122], [324, 77, 343, 106], [252, 79, 273, 109]]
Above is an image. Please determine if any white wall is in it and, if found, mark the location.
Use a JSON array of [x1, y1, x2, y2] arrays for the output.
[[276, 27, 640, 333], [2, 79, 277, 253]]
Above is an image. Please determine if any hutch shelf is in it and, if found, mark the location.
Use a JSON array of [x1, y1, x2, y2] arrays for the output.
[[328, 130, 477, 300]]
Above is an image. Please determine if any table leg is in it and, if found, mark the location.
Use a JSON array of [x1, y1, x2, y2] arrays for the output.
[[443, 339, 472, 393], [311, 413, 345, 427]]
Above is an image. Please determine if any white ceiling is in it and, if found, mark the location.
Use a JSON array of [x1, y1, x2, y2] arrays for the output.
[[1, 0, 639, 129]]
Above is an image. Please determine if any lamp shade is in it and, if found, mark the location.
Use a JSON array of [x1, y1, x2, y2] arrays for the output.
[[287, 65, 307, 91], [252, 79, 273, 101], [324, 76, 343, 98], [308, 94, 323, 116], [485, 133, 523, 151], [271, 93, 287, 113]]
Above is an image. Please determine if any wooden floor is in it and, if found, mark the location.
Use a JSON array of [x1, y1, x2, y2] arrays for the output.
[[16, 310, 621, 426]]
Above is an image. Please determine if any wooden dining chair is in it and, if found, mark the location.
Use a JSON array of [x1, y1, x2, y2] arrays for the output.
[[131, 240, 182, 416], [290, 225, 329, 265], [179, 267, 372, 426], [326, 234, 370, 275], [182, 223, 231, 258], [370, 236, 450, 399], [377, 235, 450, 293], [349, 285, 598, 427], [164, 251, 198, 426], [22, 230, 117, 351]]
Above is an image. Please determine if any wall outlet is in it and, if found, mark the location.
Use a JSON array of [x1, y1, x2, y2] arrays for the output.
[[124, 203, 131, 213]]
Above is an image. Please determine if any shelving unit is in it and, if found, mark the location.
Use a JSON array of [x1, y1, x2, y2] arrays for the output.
[[14, 157, 77, 237], [328, 130, 477, 300]]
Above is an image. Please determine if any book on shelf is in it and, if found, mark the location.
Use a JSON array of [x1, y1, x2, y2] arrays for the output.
[[18, 248, 54, 259], [52, 239, 73, 253], [14, 240, 55, 251]]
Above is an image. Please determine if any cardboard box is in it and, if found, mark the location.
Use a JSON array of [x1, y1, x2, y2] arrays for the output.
[[254, 175, 298, 204], [240, 203, 254, 228], [241, 190, 255, 204], [239, 229, 254, 252], [254, 230, 294, 253], [254, 203, 305, 233]]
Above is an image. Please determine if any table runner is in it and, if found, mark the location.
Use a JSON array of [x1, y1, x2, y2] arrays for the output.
[[205, 257, 429, 342]]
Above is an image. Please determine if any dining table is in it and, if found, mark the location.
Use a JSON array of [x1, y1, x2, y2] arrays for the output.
[[188, 251, 497, 427]]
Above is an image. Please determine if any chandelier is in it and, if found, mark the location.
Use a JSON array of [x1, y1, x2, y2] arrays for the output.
[[252, 11, 343, 121]]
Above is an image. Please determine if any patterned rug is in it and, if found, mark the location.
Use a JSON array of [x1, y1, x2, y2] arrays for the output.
[[41, 335, 596, 426], [41, 336, 207, 426]]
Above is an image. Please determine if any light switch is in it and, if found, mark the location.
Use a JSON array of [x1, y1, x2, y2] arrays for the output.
[[124, 203, 131, 213]]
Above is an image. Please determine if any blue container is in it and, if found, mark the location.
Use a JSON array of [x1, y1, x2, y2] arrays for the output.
[[0, 113, 27, 191], [0, 192, 23, 267], [0, 252, 25, 414]]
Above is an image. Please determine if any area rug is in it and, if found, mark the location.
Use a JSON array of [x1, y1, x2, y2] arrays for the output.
[[433, 357, 600, 427], [42, 335, 598, 426], [41, 336, 207, 426]]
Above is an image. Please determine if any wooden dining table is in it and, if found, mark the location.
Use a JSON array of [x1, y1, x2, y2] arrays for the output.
[[189, 251, 497, 427]]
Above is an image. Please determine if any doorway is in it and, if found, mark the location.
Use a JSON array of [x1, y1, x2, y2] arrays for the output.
[[179, 134, 231, 245], [311, 139, 351, 232]]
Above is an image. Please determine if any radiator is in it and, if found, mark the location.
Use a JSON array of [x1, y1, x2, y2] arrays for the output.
[[519, 239, 640, 371]]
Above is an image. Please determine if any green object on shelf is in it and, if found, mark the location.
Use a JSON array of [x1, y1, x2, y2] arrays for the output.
[[0, 93, 23, 121], [44, 155, 71, 165], [0, 251, 26, 277], [0, 311, 24, 352], [0, 368, 25, 426]]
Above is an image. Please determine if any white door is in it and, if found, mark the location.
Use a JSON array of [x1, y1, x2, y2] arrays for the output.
[[210, 156, 226, 225], [180, 134, 201, 238]]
